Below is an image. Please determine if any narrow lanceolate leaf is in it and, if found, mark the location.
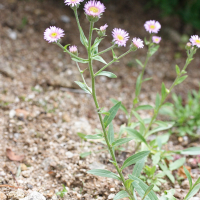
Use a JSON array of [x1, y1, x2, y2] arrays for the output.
[[135, 74, 142, 97], [74, 81, 91, 94], [169, 157, 186, 171], [135, 59, 143, 67], [85, 134, 103, 140], [132, 158, 145, 177], [132, 110, 145, 127], [114, 191, 129, 200], [175, 65, 180, 75], [175, 75, 188, 85], [87, 169, 121, 181], [128, 175, 159, 200], [159, 163, 175, 183], [185, 184, 200, 200], [112, 138, 133, 147], [125, 128, 148, 146], [80, 27, 88, 47], [125, 179, 134, 189], [161, 82, 167, 99], [183, 166, 192, 188], [149, 45, 159, 56], [72, 57, 89, 63], [103, 102, 121, 128], [180, 147, 200, 155], [155, 93, 161, 109], [112, 49, 117, 59], [93, 55, 107, 64], [142, 185, 154, 200], [121, 151, 150, 170], [110, 98, 128, 116], [135, 105, 153, 111], [108, 122, 115, 144], [96, 71, 117, 78], [92, 38, 103, 50]]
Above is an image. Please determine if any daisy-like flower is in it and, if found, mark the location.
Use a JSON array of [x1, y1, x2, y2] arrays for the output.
[[84, 0, 105, 18], [69, 45, 78, 53], [64, 0, 84, 7], [144, 20, 161, 34], [189, 35, 200, 48], [132, 38, 144, 49], [44, 26, 65, 43], [152, 36, 161, 44], [112, 28, 129, 47], [100, 24, 108, 31]]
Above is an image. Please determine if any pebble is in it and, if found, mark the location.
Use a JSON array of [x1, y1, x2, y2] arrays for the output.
[[89, 162, 106, 170], [192, 198, 200, 200], [21, 191, 46, 200], [8, 189, 25, 199], [7, 29, 17, 40], [66, 151, 74, 158], [0, 192, 6, 200], [60, 15, 70, 23], [181, 179, 190, 189], [108, 194, 115, 199], [21, 163, 27, 171], [22, 170, 30, 178]]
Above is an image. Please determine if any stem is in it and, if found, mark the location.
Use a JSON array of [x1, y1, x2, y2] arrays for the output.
[[87, 22, 135, 200], [95, 44, 116, 56]]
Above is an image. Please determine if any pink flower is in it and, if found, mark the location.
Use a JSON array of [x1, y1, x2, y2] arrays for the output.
[[100, 24, 108, 31], [44, 26, 65, 43], [132, 38, 144, 49], [84, 1, 105, 17], [69, 45, 78, 53], [189, 35, 200, 48], [144, 20, 161, 34], [152, 36, 161, 44], [112, 28, 129, 47], [64, 0, 84, 6]]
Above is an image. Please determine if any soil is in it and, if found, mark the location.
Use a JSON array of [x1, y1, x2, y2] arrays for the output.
[[0, 0, 200, 199]]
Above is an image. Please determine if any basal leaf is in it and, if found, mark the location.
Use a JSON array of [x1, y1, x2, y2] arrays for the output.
[[96, 71, 117, 78], [114, 190, 129, 200]]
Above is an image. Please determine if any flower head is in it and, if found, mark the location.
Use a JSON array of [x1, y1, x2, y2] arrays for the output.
[[84, 1, 105, 18], [69, 45, 78, 53], [100, 24, 108, 31], [189, 35, 200, 48], [44, 26, 65, 43], [152, 36, 161, 44], [64, 0, 84, 7], [132, 38, 144, 49], [112, 28, 129, 47], [144, 20, 161, 34]]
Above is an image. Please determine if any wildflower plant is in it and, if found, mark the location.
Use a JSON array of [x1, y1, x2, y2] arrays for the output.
[[44, 1, 200, 199]]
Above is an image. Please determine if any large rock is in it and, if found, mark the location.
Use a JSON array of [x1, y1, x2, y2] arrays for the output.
[[21, 191, 46, 200]]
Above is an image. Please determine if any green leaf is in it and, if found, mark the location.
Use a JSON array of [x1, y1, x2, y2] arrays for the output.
[[77, 132, 87, 141], [110, 98, 128, 116], [108, 122, 115, 144], [149, 45, 159, 56], [155, 93, 161, 109], [185, 184, 200, 200], [132, 110, 145, 127], [96, 71, 117, 78], [125, 179, 134, 189], [72, 57, 89, 63], [114, 191, 129, 200], [142, 185, 154, 200], [125, 128, 148, 146], [121, 151, 150, 170], [169, 157, 186, 171], [80, 27, 88, 47], [175, 65, 180, 75], [136, 59, 143, 67], [92, 38, 103, 51], [112, 49, 117, 59], [132, 158, 145, 177], [93, 55, 107, 64], [142, 77, 153, 83], [56, 184, 68, 198], [103, 102, 121, 128], [135, 105, 153, 111], [128, 175, 159, 200], [80, 151, 91, 158], [183, 166, 192, 188], [135, 74, 142, 97], [159, 162, 175, 183], [152, 152, 161, 165], [87, 169, 121, 181], [175, 75, 188, 85], [161, 82, 167, 99], [85, 134, 103, 139], [112, 138, 133, 147], [181, 147, 200, 155], [74, 81, 91, 94]]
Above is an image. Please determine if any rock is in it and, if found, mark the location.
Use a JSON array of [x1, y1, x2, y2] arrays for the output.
[[8, 189, 25, 199], [21, 191, 46, 200], [9, 109, 16, 118], [60, 15, 71, 23], [26, 183, 33, 189], [181, 179, 190, 189], [108, 194, 115, 199], [191, 197, 200, 200], [0, 192, 6, 200], [22, 171, 30, 178], [7, 29, 17, 40], [62, 113, 71, 122], [89, 162, 106, 170], [21, 163, 27, 171], [65, 151, 74, 158], [0, 59, 16, 78]]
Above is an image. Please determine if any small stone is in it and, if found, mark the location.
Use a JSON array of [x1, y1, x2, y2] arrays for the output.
[[0, 192, 6, 200], [7, 29, 17, 40], [21, 191, 46, 200], [26, 183, 33, 189], [62, 113, 71, 122], [21, 163, 27, 171], [65, 151, 74, 158], [88, 162, 106, 170], [108, 194, 115, 199], [181, 179, 190, 189], [22, 171, 30, 178], [9, 109, 16, 118], [60, 15, 70, 23], [51, 194, 58, 200], [191, 197, 200, 200], [8, 189, 25, 199]]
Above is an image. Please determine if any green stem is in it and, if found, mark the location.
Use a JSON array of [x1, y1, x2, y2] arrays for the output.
[[95, 44, 116, 56], [87, 22, 135, 200]]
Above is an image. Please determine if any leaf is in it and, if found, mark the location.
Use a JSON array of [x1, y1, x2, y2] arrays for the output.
[[132, 110, 145, 127], [180, 147, 200, 155], [149, 45, 159, 56], [112, 49, 117, 59], [80, 27, 88, 47], [161, 82, 167, 99], [80, 151, 91, 158], [108, 122, 115, 144], [71, 57, 89, 63], [125, 179, 134, 189], [142, 77, 153, 83], [155, 93, 161, 109], [93, 55, 107, 64], [125, 128, 148, 146], [135, 105, 153, 111], [142, 185, 154, 200], [121, 151, 150, 170], [136, 59, 143, 67], [92, 38, 103, 50], [132, 158, 145, 177], [74, 81, 91, 94], [169, 157, 186, 171], [178, 166, 191, 179], [103, 102, 121, 128], [175, 75, 188, 85], [114, 191, 129, 200], [77, 132, 87, 141], [84, 134, 103, 140], [183, 166, 192, 188], [110, 98, 128, 115], [112, 138, 133, 147], [6, 148, 24, 162], [96, 71, 117, 78], [129, 175, 159, 200], [175, 65, 180, 75], [152, 152, 161, 165], [87, 169, 121, 181], [185, 184, 200, 200], [135, 74, 142, 97], [159, 162, 175, 183]]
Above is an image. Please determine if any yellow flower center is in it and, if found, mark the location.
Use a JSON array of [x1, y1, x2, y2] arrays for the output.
[[71, 0, 76, 2], [51, 33, 58, 38], [195, 39, 200, 44], [155, 38, 159, 42], [150, 25, 155, 29], [89, 6, 99, 13], [117, 35, 124, 41]]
